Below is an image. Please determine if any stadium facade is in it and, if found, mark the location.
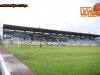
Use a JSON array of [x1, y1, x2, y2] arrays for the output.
[[2, 24, 100, 46]]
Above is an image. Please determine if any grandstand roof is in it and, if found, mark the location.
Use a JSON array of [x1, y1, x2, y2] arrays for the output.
[[3, 24, 100, 38]]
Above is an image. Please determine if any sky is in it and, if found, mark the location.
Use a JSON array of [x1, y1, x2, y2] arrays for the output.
[[0, 0, 100, 37]]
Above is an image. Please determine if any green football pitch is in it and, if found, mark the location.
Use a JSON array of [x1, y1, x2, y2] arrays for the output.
[[4, 46, 100, 75]]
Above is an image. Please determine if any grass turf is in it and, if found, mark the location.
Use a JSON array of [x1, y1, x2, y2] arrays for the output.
[[4, 46, 100, 75]]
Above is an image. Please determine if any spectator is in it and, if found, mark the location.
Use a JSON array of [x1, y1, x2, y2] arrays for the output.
[[40, 42, 42, 48]]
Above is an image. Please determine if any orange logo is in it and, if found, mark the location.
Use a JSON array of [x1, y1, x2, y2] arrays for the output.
[[80, 3, 100, 17]]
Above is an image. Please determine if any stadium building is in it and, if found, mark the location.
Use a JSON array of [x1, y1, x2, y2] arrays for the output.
[[2, 24, 100, 46]]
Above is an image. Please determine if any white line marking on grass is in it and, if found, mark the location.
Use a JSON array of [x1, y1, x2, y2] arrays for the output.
[[54, 58, 62, 60], [27, 52, 34, 54], [54, 56, 98, 60], [67, 56, 98, 58], [74, 66, 82, 69], [54, 57, 100, 72], [68, 62, 100, 73]]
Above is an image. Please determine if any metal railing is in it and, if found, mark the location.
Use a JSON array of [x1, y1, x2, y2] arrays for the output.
[[0, 52, 11, 75]]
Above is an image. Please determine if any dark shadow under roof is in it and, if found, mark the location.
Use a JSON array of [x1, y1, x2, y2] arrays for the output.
[[3, 24, 100, 38]]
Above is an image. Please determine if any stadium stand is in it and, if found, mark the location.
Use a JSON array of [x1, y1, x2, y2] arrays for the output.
[[2, 24, 100, 46]]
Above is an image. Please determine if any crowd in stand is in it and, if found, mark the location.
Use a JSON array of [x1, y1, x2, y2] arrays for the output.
[[3, 34, 99, 45]]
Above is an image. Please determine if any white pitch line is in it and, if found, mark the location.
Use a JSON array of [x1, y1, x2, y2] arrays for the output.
[[54, 57, 100, 73], [74, 66, 82, 69], [68, 62, 100, 73], [54, 56, 98, 60]]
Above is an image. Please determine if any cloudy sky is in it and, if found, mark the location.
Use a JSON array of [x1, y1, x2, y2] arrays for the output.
[[0, 0, 100, 36]]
